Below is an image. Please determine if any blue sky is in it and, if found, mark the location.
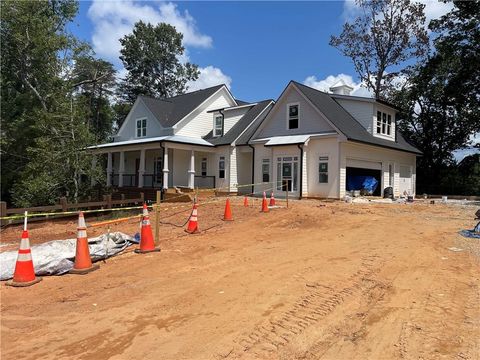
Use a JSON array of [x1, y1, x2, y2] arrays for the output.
[[71, 1, 479, 160], [70, 0, 453, 102]]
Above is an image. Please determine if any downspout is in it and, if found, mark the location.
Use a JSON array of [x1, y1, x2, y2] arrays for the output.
[[248, 144, 255, 194], [159, 141, 165, 201], [219, 109, 225, 136], [297, 144, 304, 200]]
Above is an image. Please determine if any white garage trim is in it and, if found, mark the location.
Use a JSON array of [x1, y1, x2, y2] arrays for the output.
[[346, 158, 382, 170]]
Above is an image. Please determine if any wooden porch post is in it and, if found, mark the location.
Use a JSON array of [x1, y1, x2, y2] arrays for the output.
[[188, 150, 195, 189], [162, 146, 169, 190]]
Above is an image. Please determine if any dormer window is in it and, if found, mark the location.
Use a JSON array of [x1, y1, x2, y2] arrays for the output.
[[288, 104, 299, 129], [136, 118, 147, 137], [376, 111, 392, 136], [214, 114, 223, 137]]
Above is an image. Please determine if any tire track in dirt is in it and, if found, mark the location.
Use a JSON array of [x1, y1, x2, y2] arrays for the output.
[[300, 277, 391, 359], [221, 254, 384, 359], [395, 275, 479, 359]]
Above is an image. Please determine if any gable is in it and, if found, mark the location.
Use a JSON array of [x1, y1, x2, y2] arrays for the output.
[[175, 86, 236, 138], [253, 85, 336, 139], [115, 98, 166, 142]]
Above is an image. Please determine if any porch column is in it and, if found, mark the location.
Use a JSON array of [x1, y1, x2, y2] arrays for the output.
[[188, 150, 195, 189], [138, 149, 145, 188], [106, 152, 113, 187], [162, 146, 169, 190], [118, 151, 125, 187], [90, 155, 97, 187]]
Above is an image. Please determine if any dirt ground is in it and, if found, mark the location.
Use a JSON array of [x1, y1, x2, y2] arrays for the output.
[[1, 198, 479, 360]]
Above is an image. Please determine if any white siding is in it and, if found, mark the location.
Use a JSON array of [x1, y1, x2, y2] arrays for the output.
[[339, 142, 417, 198], [236, 149, 252, 194], [175, 88, 235, 138], [229, 146, 237, 192], [305, 138, 340, 198], [253, 145, 273, 194], [255, 86, 335, 139], [223, 107, 249, 134], [171, 149, 190, 187], [214, 146, 230, 191], [335, 99, 374, 134], [116, 99, 166, 141]]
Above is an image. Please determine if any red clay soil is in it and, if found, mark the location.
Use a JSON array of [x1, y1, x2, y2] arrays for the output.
[[1, 198, 479, 360]]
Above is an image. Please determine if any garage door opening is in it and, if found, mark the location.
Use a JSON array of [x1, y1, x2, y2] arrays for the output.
[[346, 167, 382, 196]]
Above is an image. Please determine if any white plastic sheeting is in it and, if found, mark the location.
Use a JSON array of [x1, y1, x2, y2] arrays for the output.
[[0, 232, 136, 281]]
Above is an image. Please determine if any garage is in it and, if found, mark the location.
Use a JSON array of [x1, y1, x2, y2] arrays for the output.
[[346, 159, 382, 196]]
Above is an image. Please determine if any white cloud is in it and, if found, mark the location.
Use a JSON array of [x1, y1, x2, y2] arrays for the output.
[[341, 0, 453, 27], [88, 0, 212, 64], [188, 66, 232, 91], [303, 73, 373, 97]]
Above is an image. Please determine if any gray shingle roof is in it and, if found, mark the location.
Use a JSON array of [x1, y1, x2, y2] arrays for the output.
[[205, 100, 274, 146], [292, 81, 422, 154], [139, 84, 225, 128]]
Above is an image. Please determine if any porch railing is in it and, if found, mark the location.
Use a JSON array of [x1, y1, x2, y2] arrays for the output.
[[195, 175, 215, 189], [122, 174, 137, 187]]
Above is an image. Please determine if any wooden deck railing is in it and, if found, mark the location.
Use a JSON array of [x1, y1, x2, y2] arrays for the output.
[[0, 193, 144, 226]]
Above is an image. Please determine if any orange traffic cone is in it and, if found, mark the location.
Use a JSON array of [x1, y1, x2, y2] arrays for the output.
[[185, 203, 200, 234], [269, 192, 276, 206], [70, 212, 100, 274], [243, 196, 249, 207], [261, 192, 269, 213], [223, 198, 233, 221], [135, 204, 160, 254], [6, 229, 42, 287]]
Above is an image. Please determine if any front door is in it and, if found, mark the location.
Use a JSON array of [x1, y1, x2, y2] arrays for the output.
[[276, 156, 299, 195]]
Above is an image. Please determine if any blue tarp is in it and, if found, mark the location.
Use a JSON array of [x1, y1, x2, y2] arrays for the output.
[[459, 222, 480, 239], [346, 176, 379, 195]]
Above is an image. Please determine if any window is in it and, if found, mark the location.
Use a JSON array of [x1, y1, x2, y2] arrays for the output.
[[319, 156, 328, 183], [214, 115, 223, 137], [376, 111, 392, 136], [262, 159, 270, 183], [288, 104, 299, 129], [219, 156, 225, 179], [201, 158, 207, 176], [136, 118, 147, 137]]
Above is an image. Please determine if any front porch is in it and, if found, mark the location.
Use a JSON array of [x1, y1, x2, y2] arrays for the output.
[[91, 141, 219, 192]]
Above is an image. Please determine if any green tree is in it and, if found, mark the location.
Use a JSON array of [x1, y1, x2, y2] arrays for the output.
[[330, 0, 429, 98], [392, 0, 480, 194], [1, 0, 106, 206], [119, 21, 199, 103], [72, 55, 117, 142]]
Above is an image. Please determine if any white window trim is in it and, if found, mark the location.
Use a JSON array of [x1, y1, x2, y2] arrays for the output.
[[375, 110, 395, 138], [262, 158, 270, 183], [286, 102, 300, 130], [135, 117, 147, 138], [213, 114, 223, 138], [318, 154, 329, 184], [218, 155, 226, 179]]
